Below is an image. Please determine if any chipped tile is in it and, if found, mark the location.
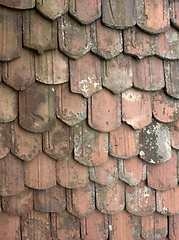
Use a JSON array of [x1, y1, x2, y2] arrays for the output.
[[0, 0, 35, 9], [0, 122, 11, 159], [169, 214, 179, 240], [170, 0, 179, 29]]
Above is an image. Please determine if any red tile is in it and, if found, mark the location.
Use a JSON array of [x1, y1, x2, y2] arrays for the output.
[[36, 0, 68, 20], [102, 54, 133, 94], [24, 152, 56, 190], [156, 185, 179, 215], [2, 48, 35, 91], [66, 181, 95, 218], [43, 118, 73, 161], [126, 181, 156, 216], [171, 119, 179, 149], [11, 119, 42, 161], [56, 82, 87, 126], [73, 120, 108, 166], [69, 0, 101, 24], [58, 14, 90, 59], [147, 150, 178, 190], [0, 6, 22, 61], [169, 214, 179, 240], [133, 56, 165, 91], [96, 180, 125, 214], [19, 81, 55, 133], [170, 0, 179, 29], [139, 120, 171, 164], [122, 88, 152, 129], [56, 153, 89, 188], [109, 122, 139, 159], [0, 122, 11, 159], [124, 26, 156, 59], [70, 52, 102, 98], [23, 9, 57, 54], [90, 155, 118, 185], [118, 156, 146, 186], [35, 49, 68, 85], [136, 0, 169, 34], [141, 212, 168, 240], [102, 0, 136, 29], [91, 19, 123, 59], [153, 90, 179, 123], [0, 83, 18, 122], [0, 153, 24, 197], [34, 184, 66, 212], [88, 88, 121, 132], [0, 0, 35, 9], [2, 187, 33, 216]]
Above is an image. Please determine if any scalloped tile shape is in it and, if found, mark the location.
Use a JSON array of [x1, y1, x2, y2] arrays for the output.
[[170, 0, 179, 30], [73, 120, 108, 166], [139, 120, 171, 164], [91, 19, 123, 59], [169, 214, 179, 240], [19, 81, 55, 133], [23, 9, 57, 54], [69, 0, 101, 24], [35, 49, 68, 85], [137, 0, 169, 34], [102, 0, 137, 29], [70, 52, 102, 98], [0, 0, 35, 9], [36, 0, 68, 20], [56, 82, 87, 126], [0, 122, 11, 159], [58, 14, 90, 59], [88, 88, 121, 132]]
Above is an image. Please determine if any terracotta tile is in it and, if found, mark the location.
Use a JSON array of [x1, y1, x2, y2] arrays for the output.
[[122, 88, 152, 129], [66, 181, 95, 218], [2, 187, 33, 216], [73, 120, 108, 166], [102, 54, 133, 94], [0, 83, 18, 122], [156, 185, 179, 215], [90, 155, 118, 185], [91, 19, 123, 59], [171, 119, 179, 149], [2, 48, 35, 91], [34, 184, 66, 212], [35, 49, 68, 85], [81, 209, 108, 240], [153, 90, 179, 123], [24, 152, 56, 190], [156, 26, 179, 59], [109, 122, 139, 159], [58, 14, 90, 59], [0, 6, 22, 61], [136, 0, 169, 34], [139, 120, 171, 164], [70, 52, 102, 98], [19, 81, 56, 133], [69, 0, 101, 24], [36, 0, 68, 20], [0, 211, 20, 240], [141, 212, 168, 240], [147, 150, 178, 190], [109, 209, 141, 240], [126, 181, 156, 216], [56, 82, 87, 126], [56, 153, 89, 188], [170, 0, 179, 29], [0, 122, 11, 159], [169, 214, 179, 240], [88, 88, 121, 132], [96, 180, 125, 214], [23, 9, 57, 54], [11, 119, 42, 161], [133, 56, 165, 91], [0, 0, 35, 9], [43, 118, 73, 161], [21, 210, 52, 240], [118, 156, 146, 186], [102, 0, 136, 29], [123, 26, 156, 59]]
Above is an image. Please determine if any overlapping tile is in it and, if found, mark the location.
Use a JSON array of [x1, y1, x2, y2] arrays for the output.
[[170, 0, 179, 29], [169, 214, 179, 240], [0, 0, 35, 9], [0, 122, 11, 159]]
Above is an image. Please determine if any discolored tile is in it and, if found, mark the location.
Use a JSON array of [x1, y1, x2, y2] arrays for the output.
[[0, 0, 35, 9], [0, 122, 11, 159], [169, 214, 179, 240], [170, 0, 179, 29], [171, 119, 179, 149]]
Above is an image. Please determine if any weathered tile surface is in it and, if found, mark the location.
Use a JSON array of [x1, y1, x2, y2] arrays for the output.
[[0, 0, 35, 9]]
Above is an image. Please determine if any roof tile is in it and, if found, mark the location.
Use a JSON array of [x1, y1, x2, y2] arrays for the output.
[[23, 9, 57, 54], [0, 0, 35, 9], [70, 52, 102, 98], [170, 0, 179, 29], [171, 119, 179, 149], [88, 88, 121, 132], [0, 122, 11, 159], [102, 54, 133, 94], [91, 19, 123, 59], [169, 214, 179, 240]]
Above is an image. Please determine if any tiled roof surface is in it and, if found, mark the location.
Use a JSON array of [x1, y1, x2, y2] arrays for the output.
[[0, 0, 179, 239]]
